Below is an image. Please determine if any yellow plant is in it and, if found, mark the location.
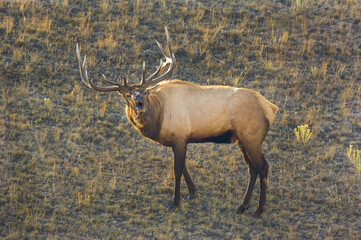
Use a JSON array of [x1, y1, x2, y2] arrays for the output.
[[43, 98, 53, 112], [294, 124, 312, 144], [347, 145, 361, 174]]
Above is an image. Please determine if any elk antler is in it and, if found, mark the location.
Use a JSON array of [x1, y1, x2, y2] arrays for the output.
[[141, 27, 176, 87], [76, 44, 129, 92], [76, 27, 175, 92]]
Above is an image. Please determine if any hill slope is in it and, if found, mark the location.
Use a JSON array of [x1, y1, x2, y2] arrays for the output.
[[1, 0, 360, 238]]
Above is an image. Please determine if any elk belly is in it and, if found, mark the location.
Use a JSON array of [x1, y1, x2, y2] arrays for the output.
[[187, 101, 235, 143], [188, 131, 237, 143]]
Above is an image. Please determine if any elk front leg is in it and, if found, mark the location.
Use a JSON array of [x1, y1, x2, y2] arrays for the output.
[[183, 165, 196, 200], [169, 142, 187, 208]]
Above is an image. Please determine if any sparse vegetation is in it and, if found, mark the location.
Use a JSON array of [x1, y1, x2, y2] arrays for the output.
[[294, 124, 312, 145], [1, 0, 360, 239], [347, 145, 361, 174]]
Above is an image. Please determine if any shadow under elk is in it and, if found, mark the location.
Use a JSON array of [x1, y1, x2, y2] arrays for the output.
[[76, 27, 278, 217]]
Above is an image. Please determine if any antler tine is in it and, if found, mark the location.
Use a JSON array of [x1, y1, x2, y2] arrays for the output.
[[76, 44, 128, 92], [76, 44, 91, 89], [102, 74, 125, 89], [148, 27, 176, 85], [123, 76, 128, 86], [141, 61, 146, 85], [142, 27, 176, 87], [166, 27, 175, 60], [156, 40, 168, 59], [144, 59, 163, 83], [117, 74, 128, 87]]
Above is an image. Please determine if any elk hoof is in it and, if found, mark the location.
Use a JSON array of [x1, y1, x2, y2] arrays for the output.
[[251, 209, 263, 218], [234, 204, 246, 214], [167, 202, 179, 210], [186, 194, 195, 200]]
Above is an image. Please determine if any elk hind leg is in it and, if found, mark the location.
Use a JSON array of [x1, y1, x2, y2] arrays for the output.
[[234, 143, 258, 214], [183, 165, 196, 200], [241, 143, 269, 217], [255, 155, 268, 217]]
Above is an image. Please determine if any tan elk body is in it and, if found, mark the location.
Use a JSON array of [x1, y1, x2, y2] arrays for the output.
[[76, 27, 278, 217], [129, 80, 277, 147]]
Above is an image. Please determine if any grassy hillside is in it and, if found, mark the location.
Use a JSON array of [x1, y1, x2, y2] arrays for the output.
[[1, 0, 360, 239]]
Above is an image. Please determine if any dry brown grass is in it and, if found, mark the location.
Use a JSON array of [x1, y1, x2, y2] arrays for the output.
[[1, 0, 360, 239]]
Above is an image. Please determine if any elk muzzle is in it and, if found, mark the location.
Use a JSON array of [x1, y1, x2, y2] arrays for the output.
[[127, 90, 147, 112], [134, 94, 145, 111]]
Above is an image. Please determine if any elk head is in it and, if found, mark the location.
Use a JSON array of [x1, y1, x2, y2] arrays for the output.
[[76, 27, 175, 113]]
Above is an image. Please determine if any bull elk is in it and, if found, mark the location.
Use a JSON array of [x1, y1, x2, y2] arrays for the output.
[[76, 27, 278, 217]]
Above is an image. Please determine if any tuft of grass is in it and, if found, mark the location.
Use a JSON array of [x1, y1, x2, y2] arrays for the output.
[[43, 98, 53, 112], [294, 125, 312, 145], [347, 145, 361, 174]]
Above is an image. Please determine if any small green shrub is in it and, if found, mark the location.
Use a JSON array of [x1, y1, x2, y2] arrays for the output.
[[294, 124, 312, 144]]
